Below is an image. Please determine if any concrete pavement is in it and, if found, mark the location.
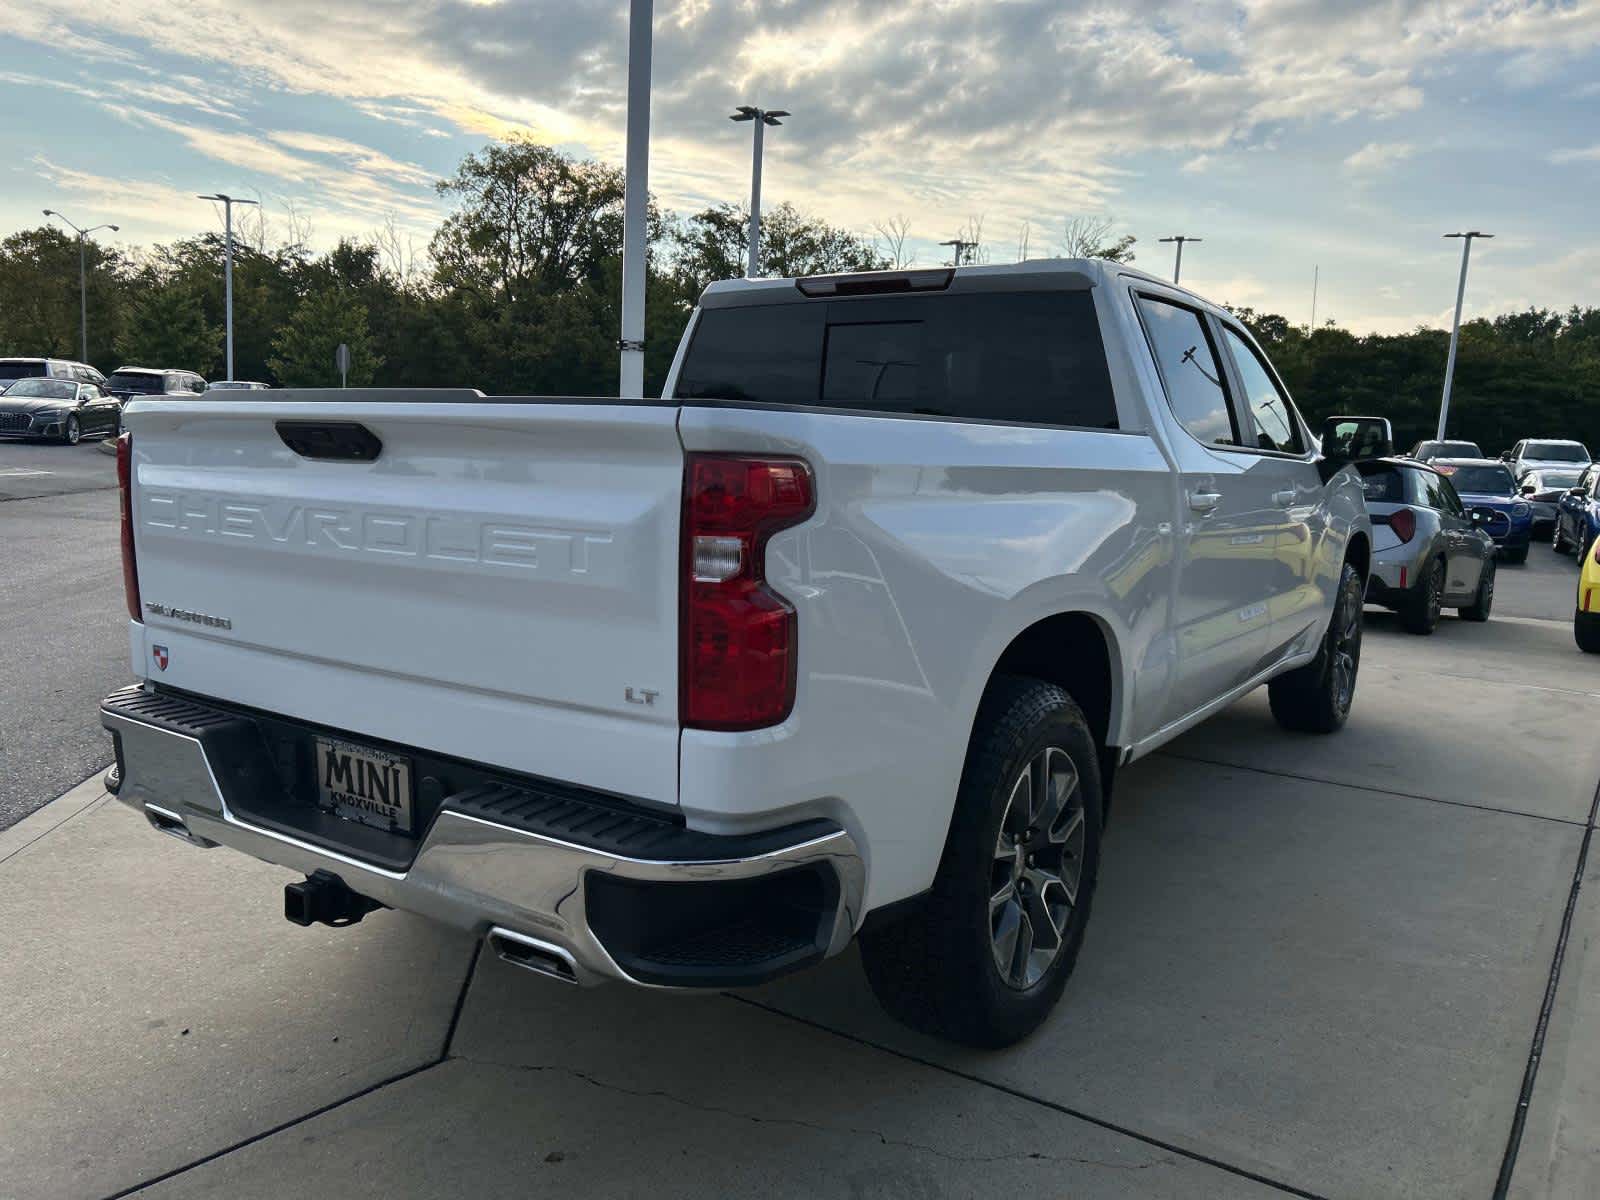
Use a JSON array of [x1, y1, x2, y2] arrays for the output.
[[0, 556, 1596, 1198], [0, 438, 128, 829]]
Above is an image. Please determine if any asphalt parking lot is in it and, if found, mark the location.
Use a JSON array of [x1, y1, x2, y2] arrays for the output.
[[2, 435, 1598, 1199]]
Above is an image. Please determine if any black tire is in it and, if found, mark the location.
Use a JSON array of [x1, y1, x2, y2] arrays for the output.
[[1577, 610, 1600, 654], [62, 414, 80, 446], [1401, 557, 1445, 635], [858, 676, 1103, 1048], [1502, 544, 1528, 565], [1269, 559, 1364, 733], [1459, 558, 1495, 622], [1553, 521, 1572, 554]]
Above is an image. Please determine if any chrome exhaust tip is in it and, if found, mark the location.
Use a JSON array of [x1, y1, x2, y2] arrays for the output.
[[488, 927, 579, 984], [144, 804, 216, 848]]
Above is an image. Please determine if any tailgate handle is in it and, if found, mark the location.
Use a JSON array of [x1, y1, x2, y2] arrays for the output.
[[276, 421, 382, 462]]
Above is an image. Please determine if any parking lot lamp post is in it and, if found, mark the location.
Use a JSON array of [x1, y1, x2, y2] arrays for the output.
[[730, 106, 789, 277], [41, 210, 119, 364], [1158, 235, 1201, 285], [198, 194, 260, 383], [619, 0, 653, 398], [1437, 231, 1492, 441]]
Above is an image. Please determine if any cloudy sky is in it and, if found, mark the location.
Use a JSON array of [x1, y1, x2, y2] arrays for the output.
[[3, 0, 1598, 332]]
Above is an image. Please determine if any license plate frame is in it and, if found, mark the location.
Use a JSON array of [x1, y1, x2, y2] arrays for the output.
[[313, 735, 415, 835]]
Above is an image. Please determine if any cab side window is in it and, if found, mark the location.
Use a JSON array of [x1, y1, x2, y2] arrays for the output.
[[1136, 295, 1239, 447], [1221, 326, 1303, 454]]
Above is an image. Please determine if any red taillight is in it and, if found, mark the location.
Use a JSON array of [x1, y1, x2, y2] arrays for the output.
[[117, 433, 141, 621], [681, 455, 814, 730], [1388, 507, 1416, 544]]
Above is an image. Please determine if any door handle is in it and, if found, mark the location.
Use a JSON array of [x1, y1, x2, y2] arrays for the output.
[[1272, 489, 1297, 506], [1188, 490, 1222, 514]]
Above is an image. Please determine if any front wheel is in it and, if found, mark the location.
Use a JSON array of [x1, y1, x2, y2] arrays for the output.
[[1554, 522, 1572, 554], [1269, 559, 1364, 733], [858, 676, 1103, 1048], [1459, 559, 1496, 622], [62, 414, 81, 445], [1502, 544, 1528, 565]]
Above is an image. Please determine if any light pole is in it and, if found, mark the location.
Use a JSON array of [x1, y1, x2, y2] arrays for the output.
[[1158, 235, 1201, 285], [41, 210, 118, 364], [1436, 231, 1492, 441], [939, 238, 979, 266], [197, 193, 260, 382], [729, 105, 788, 277], [618, 0, 653, 398]]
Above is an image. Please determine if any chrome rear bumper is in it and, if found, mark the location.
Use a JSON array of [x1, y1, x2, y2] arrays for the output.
[[101, 686, 865, 989]]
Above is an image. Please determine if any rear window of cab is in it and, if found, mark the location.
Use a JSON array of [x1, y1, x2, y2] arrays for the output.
[[676, 291, 1119, 429]]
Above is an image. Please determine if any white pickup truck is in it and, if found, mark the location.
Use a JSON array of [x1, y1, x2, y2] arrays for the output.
[[102, 260, 1373, 1046]]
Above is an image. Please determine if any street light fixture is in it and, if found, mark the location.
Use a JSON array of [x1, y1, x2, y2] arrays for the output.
[[197, 193, 260, 382], [42, 209, 119, 364], [1158, 235, 1202, 285], [729, 105, 789, 278], [1436, 231, 1493, 441]]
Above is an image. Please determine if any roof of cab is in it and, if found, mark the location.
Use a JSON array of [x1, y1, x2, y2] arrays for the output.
[[698, 257, 1230, 316]]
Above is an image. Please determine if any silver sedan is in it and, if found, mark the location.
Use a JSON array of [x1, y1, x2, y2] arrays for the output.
[[1358, 459, 1496, 634], [1518, 467, 1587, 537]]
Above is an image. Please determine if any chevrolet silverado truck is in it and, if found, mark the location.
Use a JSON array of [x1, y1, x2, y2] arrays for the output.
[[101, 260, 1373, 1047]]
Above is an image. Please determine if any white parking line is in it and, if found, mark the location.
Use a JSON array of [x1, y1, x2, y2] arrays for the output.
[[0, 468, 54, 478]]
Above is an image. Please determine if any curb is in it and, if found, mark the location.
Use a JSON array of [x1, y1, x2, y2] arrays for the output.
[[0, 768, 112, 865]]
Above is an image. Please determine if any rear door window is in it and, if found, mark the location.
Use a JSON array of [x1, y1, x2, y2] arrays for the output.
[[1135, 296, 1238, 447], [678, 290, 1118, 428]]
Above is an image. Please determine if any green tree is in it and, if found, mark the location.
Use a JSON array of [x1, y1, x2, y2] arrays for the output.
[[665, 201, 887, 308], [432, 138, 626, 304], [0, 226, 130, 368], [116, 281, 220, 372], [268, 286, 381, 387]]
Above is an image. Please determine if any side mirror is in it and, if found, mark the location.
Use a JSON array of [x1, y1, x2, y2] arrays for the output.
[[1500, 451, 1514, 462], [1520, 483, 1536, 496], [1319, 415, 1394, 468]]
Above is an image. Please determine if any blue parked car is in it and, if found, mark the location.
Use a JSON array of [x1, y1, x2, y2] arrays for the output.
[[1553, 461, 1600, 558], [1434, 459, 1533, 563]]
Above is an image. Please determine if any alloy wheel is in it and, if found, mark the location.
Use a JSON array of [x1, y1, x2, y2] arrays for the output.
[[65, 415, 80, 445], [990, 746, 1085, 989], [1330, 575, 1362, 712]]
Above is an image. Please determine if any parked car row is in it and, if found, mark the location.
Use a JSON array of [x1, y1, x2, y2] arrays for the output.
[[0, 356, 270, 444]]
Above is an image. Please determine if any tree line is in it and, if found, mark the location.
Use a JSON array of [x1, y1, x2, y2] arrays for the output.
[[1, 135, 1594, 456]]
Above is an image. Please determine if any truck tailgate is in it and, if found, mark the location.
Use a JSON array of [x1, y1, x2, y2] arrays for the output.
[[124, 397, 683, 805]]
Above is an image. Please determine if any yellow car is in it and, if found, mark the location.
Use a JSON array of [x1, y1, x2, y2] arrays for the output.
[[1577, 536, 1600, 653]]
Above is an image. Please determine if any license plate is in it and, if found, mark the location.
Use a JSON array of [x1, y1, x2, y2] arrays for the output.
[[313, 736, 414, 834]]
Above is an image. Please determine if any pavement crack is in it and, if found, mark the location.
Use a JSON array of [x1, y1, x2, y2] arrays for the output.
[[453, 1055, 1173, 1171]]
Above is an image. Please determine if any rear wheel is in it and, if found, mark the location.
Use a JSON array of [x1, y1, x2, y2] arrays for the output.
[[859, 676, 1103, 1048], [1401, 557, 1446, 635], [1269, 560, 1363, 733], [1577, 610, 1600, 654], [1459, 558, 1495, 622]]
